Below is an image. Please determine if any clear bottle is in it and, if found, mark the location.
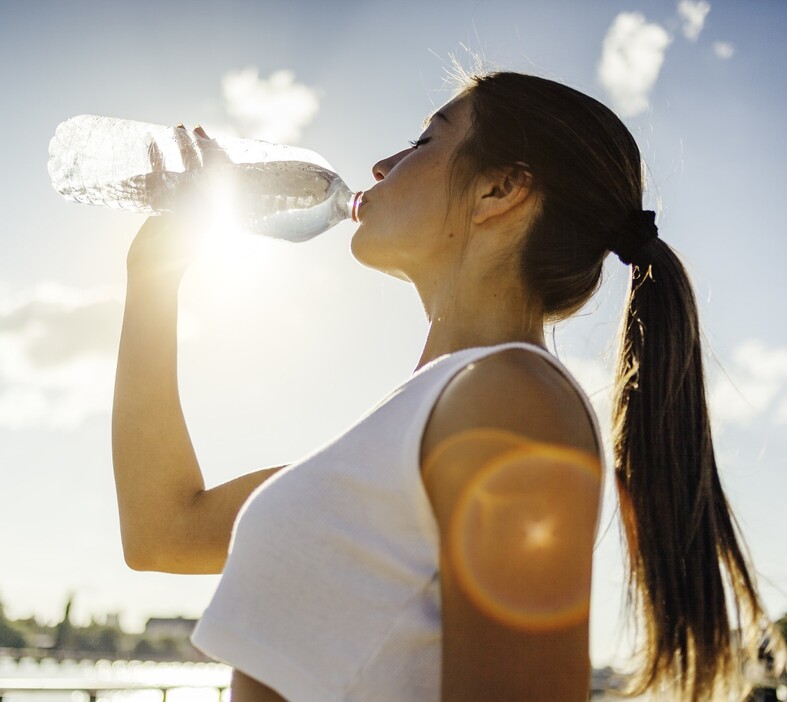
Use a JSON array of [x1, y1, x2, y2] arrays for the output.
[[47, 115, 363, 242]]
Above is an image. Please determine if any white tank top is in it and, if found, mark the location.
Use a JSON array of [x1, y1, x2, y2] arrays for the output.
[[192, 342, 604, 701]]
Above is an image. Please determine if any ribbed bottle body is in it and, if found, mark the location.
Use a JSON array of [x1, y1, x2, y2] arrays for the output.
[[48, 115, 360, 241]]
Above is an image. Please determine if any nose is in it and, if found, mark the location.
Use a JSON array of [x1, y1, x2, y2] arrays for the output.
[[372, 148, 411, 181]]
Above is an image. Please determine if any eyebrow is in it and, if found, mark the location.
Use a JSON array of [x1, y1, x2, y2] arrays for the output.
[[422, 110, 450, 130]]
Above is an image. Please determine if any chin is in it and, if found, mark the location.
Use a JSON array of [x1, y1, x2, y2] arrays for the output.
[[350, 227, 412, 282]]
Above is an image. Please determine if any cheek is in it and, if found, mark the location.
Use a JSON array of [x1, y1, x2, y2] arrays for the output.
[[391, 171, 452, 228], [386, 154, 444, 200], [382, 172, 421, 212]]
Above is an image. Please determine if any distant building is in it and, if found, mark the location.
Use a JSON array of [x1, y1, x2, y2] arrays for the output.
[[144, 617, 198, 640]]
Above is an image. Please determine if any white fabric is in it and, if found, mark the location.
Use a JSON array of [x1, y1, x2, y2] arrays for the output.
[[192, 342, 605, 701]]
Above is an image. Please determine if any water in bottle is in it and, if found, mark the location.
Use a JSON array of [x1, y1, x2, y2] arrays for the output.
[[47, 115, 363, 242]]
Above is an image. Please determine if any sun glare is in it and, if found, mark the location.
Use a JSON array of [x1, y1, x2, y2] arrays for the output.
[[201, 171, 253, 258], [183, 168, 287, 291]]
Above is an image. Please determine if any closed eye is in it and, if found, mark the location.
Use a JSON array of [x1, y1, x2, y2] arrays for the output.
[[408, 137, 431, 149]]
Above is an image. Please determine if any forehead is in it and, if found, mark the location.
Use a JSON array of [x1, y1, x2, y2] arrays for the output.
[[422, 96, 470, 130]]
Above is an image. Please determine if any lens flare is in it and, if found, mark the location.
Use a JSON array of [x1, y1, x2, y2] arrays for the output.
[[428, 430, 602, 631]]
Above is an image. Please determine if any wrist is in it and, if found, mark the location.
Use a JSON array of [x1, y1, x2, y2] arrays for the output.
[[125, 264, 188, 293], [126, 215, 203, 287]]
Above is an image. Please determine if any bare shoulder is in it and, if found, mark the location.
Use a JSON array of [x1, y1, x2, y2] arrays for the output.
[[421, 346, 599, 465], [419, 347, 601, 699]]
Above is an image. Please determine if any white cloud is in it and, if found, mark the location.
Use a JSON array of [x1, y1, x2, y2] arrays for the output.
[[559, 352, 616, 466], [0, 283, 121, 430], [708, 339, 787, 428], [677, 0, 711, 41], [0, 282, 201, 430], [597, 13, 672, 118], [0, 285, 120, 367], [712, 41, 735, 60], [559, 338, 787, 442], [561, 354, 615, 421], [776, 398, 787, 424], [220, 68, 320, 144]]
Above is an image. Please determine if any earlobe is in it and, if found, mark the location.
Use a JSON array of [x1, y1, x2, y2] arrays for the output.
[[471, 166, 533, 225]]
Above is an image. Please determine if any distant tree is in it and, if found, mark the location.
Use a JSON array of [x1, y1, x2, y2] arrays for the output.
[[0, 596, 27, 649], [97, 626, 121, 653], [70, 624, 120, 654], [53, 595, 74, 650], [133, 638, 156, 658], [156, 636, 182, 657], [0, 618, 26, 648]]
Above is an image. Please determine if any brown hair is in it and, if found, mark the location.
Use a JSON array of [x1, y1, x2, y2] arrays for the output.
[[454, 71, 780, 700]]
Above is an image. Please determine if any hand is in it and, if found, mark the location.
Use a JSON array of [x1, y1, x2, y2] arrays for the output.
[[132, 122, 234, 282], [191, 125, 232, 168], [147, 123, 231, 175], [173, 123, 231, 170]]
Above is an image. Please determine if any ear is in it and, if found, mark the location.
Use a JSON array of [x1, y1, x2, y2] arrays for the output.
[[471, 164, 534, 225]]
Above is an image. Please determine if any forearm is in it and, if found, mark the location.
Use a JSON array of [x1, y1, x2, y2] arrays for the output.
[[111, 273, 205, 570]]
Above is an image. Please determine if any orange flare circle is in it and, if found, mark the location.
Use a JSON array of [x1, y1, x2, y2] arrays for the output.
[[448, 441, 601, 631]]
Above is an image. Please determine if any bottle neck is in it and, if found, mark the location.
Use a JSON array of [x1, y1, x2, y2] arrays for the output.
[[348, 191, 363, 222]]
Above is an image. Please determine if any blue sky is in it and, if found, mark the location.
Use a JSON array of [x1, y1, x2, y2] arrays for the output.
[[1, 0, 785, 670]]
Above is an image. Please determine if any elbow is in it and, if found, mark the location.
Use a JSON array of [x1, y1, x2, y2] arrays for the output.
[[118, 498, 201, 573], [120, 530, 219, 574], [123, 543, 184, 573], [120, 529, 177, 573], [122, 538, 161, 572], [118, 493, 221, 574], [124, 552, 152, 572]]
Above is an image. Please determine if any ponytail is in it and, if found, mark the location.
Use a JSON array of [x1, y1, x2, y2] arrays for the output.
[[612, 240, 775, 700], [457, 70, 783, 698]]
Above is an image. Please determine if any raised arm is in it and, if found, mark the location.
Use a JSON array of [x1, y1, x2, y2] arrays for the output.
[[112, 215, 282, 574]]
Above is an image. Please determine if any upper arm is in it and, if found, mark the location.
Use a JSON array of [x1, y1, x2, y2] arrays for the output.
[[420, 349, 602, 701], [130, 465, 285, 574]]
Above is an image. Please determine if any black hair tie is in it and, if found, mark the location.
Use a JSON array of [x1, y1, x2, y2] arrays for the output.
[[609, 210, 659, 265]]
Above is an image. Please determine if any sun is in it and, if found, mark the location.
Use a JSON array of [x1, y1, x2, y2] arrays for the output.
[[176, 168, 289, 297], [199, 168, 284, 261]]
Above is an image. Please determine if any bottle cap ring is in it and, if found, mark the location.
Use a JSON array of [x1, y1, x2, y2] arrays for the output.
[[351, 191, 363, 222]]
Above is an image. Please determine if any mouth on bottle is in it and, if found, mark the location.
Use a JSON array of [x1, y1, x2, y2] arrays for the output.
[[351, 191, 364, 222]]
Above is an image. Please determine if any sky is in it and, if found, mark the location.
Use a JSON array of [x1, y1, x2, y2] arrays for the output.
[[0, 0, 785, 671]]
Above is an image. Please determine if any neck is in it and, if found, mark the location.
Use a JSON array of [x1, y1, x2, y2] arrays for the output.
[[413, 271, 546, 370]]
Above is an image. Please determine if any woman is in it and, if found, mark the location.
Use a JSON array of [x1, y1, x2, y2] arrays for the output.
[[112, 72, 776, 701]]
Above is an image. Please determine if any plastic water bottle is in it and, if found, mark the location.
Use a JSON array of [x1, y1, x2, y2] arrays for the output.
[[47, 115, 363, 242]]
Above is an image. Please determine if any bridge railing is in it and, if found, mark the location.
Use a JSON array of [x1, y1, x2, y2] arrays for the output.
[[0, 678, 228, 701]]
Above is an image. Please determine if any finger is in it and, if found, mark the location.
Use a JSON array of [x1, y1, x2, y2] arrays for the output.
[[172, 123, 203, 171], [192, 124, 233, 167], [147, 137, 164, 172]]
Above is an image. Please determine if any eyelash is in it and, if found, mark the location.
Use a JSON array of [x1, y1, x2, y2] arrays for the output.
[[408, 137, 430, 149]]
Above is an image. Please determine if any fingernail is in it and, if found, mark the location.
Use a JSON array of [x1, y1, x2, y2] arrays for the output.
[[176, 123, 185, 129]]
